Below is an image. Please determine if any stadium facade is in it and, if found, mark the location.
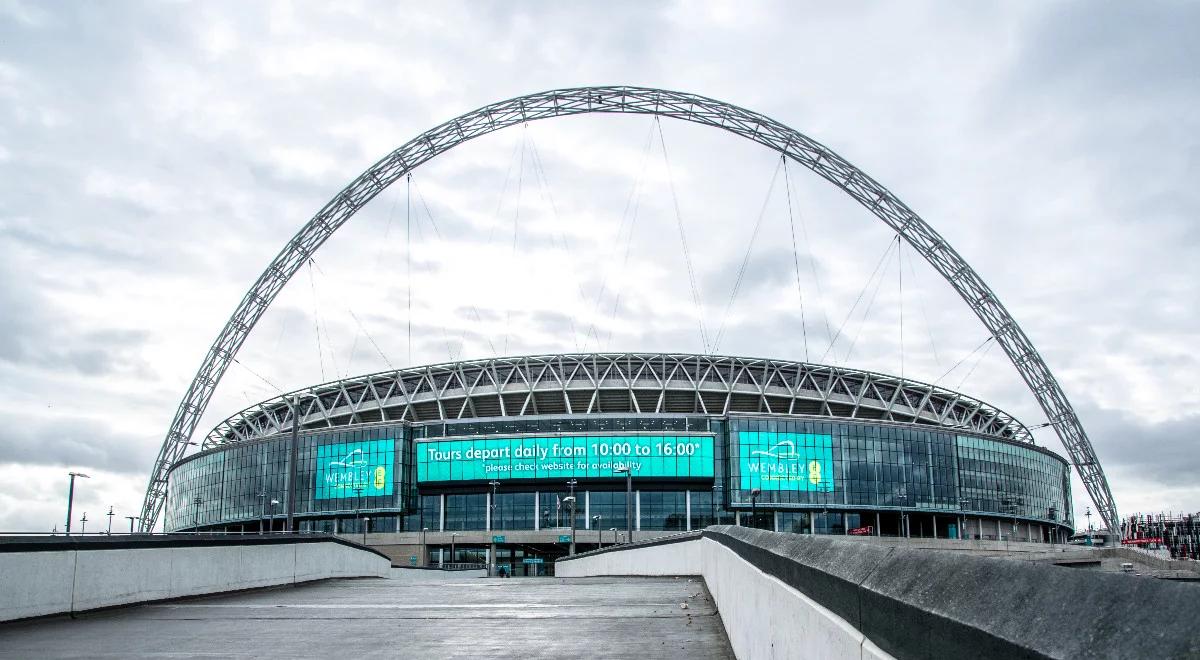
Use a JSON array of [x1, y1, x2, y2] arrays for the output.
[[165, 353, 1074, 572]]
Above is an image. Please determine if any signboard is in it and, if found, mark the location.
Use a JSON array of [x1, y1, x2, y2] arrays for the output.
[[522, 557, 545, 564], [315, 439, 395, 500], [409, 555, 418, 566], [417, 435, 714, 483], [558, 535, 571, 543], [848, 526, 873, 536], [737, 431, 834, 492], [492, 535, 506, 543]]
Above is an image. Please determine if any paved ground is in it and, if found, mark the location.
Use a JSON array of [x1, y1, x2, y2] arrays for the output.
[[0, 576, 734, 659]]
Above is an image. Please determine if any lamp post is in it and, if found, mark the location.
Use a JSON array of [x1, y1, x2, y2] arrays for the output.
[[564, 496, 577, 555], [711, 484, 719, 527], [80, 512, 88, 535], [614, 466, 633, 543], [1085, 506, 1093, 546], [450, 532, 458, 565], [566, 478, 578, 555], [750, 488, 761, 529], [106, 506, 114, 535], [592, 515, 602, 548], [610, 528, 618, 547], [363, 516, 370, 546], [268, 498, 279, 533], [354, 485, 364, 538], [193, 496, 203, 529], [257, 490, 267, 534], [897, 494, 909, 538], [488, 480, 501, 577], [958, 498, 971, 540], [126, 516, 139, 535], [65, 472, 90, 535], [421, 527, 429, 566]]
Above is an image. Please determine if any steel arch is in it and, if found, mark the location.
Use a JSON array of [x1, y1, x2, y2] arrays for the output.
[[138, 86, 1118, 533]]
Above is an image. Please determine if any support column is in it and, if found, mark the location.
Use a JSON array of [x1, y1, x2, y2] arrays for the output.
[[875, 512, 881, 537], [584, 491, 590, 529], [685, 491, 692, 532], [533, 491, 540, 531], [635, 490, 641, 532]]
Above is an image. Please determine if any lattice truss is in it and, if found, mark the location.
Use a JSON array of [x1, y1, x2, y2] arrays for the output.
[[207, 353, 1031, 446], [141, 86, 1117, 533]]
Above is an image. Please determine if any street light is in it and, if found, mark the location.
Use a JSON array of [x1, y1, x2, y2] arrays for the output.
[[450, 532, 459, 565], [566, 478, 579, 555], [106, 506, 114, 536], [592, 515, 602, 548], [125, 516, 139, 535], [193, 496, 203, 528], [563, 496, 577, 555], [610, 527, 618, 547], [750, 488, 761, 529], [363, 516, 370, 546], [65, 472, 90, 535], [897, 494, 909, 538], [257, 490, 267, 534], [80, 512, 88, 535], [614, 466, 633, 543], [268, 498, 280, 533]]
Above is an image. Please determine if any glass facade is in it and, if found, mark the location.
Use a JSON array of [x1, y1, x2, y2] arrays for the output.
[[165, 413, 1072, 534]]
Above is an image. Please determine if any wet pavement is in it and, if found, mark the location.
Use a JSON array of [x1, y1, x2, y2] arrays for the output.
[[0, 576, 734, 659]]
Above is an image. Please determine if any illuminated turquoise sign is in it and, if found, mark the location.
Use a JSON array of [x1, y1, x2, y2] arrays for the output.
[[315, 439, 395, 499], [738, 431, 834, 491], [417, 435, 714, 483]]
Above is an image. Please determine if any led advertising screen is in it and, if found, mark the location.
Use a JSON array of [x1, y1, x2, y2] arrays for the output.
[[315, 439, 395, 499], [417, 435, 715, 483], [737, 431, 834, 491]]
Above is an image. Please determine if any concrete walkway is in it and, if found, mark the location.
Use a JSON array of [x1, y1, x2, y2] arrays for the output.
[[0, 576, 733, 659]]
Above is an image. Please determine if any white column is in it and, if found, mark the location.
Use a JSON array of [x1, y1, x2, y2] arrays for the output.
[[635, 491, 641, 531], [685, 491, 692, 531], [485, 492, 492, 531], [584, 491, 590, 529], [533, 491, 540, 531], [439, 494, 445, 532]]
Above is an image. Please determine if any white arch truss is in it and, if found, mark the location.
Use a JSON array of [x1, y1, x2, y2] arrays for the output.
[[139, 87, 1117, 533]]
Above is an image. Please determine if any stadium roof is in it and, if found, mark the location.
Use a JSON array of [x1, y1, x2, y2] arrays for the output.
[[205, 353, 1032, 447]]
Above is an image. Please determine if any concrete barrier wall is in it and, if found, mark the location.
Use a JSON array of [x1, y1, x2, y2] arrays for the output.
[[558, 526, 1200, 660], [0, 537, 390, 622], [556, 533, 889, 660]]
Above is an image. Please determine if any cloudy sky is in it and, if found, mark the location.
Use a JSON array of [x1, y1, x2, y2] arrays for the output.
[[1, 1, 1196, 532]]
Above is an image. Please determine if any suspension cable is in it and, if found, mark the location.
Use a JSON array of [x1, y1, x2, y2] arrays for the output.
[[306, 260, 328, 381], [955, 335, 996, 390], [898, 236, 905, 380], [406, 173, 412, 366], [931, 335, 994, 388], [656, 117, 710, 353], [307, 258, 396, 371], [232, 357, 285, 397], [527, 135, 585, 352], [785, 161, 835, 357], [841, 236, 898, 365], [501, 127, 529, 356], [817, 236, 898, 364], [907, 246, 943, 370], [411, 178, 498, 359], [585, 117, 656, 352], [782, 157, 810, 362], [712, 156, 783, 353]]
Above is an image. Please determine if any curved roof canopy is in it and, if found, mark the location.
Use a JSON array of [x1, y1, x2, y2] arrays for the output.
[[206, 353, 1033, 447]]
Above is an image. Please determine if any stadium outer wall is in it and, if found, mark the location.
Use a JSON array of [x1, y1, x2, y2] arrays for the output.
[[164, 353, 1074, 570]]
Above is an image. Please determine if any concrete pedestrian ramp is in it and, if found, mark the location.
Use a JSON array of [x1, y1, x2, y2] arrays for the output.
[[0, 574, 733, 659], [557, 525, 1200, 659]]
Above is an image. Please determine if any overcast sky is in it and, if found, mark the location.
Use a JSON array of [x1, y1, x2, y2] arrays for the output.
[[1, 1, 1196, 532]]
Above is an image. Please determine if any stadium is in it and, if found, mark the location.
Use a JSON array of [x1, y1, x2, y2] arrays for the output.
[[163, 352, 1075, 573]]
